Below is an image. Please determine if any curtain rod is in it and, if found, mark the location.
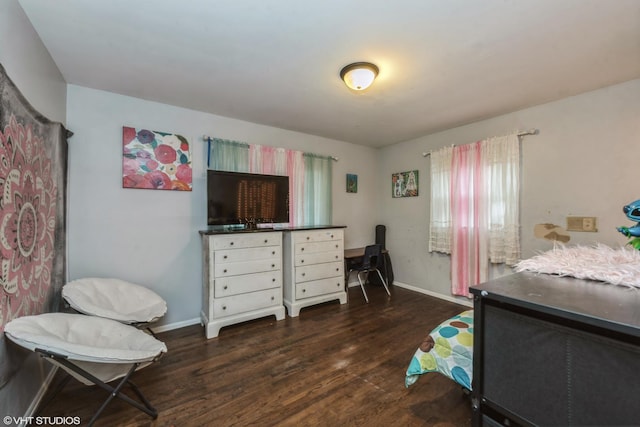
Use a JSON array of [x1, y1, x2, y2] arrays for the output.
[[421, 128, 538, 157], [203, 135, 338, 161]]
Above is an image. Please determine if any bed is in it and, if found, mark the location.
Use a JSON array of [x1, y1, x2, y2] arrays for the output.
[[405, 309, 474, 391]]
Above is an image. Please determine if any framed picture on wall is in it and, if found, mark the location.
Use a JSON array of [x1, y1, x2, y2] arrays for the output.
[[347, 174, 358, 193], [392, 170, 418, 198], [122, 126, 192, 191]]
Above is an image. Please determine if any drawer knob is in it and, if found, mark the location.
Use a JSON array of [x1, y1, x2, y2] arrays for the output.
[[306, 236, 310, 240], [271, 296, 275, 301], [272, 251, 276, 255], [301, 259, 305, 263], [223, 255, 228, 259], [222, 306, 227, 310], [335, 255, 338, 259], [272, 278, 276, 282], [337, 283, 340, 287], [230, 242, 234, 246], [335, 244, 338, 248], [301, 247, 305, 251], [336, 268, 339, 271], [264, 239, 268, 243], [223, 269, 228, 273], [302, 273, 306, 277], [331, 234, 334, 238], [223, 285, 228, 290], [271, 263, 275, 268], [302, 289, 306, 293]]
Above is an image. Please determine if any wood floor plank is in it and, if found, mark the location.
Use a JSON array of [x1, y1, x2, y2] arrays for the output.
[[37, 285, 472, 426]]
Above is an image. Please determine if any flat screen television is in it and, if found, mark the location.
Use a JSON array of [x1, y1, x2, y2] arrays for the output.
[[207, 170, 290, 227]]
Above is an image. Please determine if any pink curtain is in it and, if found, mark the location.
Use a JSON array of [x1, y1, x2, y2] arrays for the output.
[[248, 144, 304, 226], [249, 145, 278, 174], [450, 142, 488, 297], [287, 150, 304, 226]]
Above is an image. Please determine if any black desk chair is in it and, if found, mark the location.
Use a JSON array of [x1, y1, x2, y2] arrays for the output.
[[347, 244, 391, 303]]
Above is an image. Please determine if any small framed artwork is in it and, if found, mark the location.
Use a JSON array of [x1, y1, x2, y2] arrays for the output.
[[346, 174, 358, 193], [122, 126, 192, 191], [392, 170, 419, 198]]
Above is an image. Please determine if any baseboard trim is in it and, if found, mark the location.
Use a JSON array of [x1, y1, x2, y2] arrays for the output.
[[150, 285, 471, 335], [151, 317, 201, 334], [392, 281, 473, 308]]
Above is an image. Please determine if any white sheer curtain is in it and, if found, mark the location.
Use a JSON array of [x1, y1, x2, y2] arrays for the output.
[[484, 134, 520, 265], [428, 134, 521, 297], [429, 145, 453, 253], [303, 153, 332, 226], [210, 138, 249, 172]]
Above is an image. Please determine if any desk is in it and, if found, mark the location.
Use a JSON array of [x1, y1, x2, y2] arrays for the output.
[[344, 247, 388, 259], [344, 247, 390, 284]]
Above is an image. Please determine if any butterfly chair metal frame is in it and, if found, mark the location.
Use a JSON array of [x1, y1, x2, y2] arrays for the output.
[[347, 244, 391, 303], [35, 348, 161, 427]]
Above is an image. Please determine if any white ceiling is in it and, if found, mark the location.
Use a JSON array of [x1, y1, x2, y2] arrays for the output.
[[18, 0, 640, 147]]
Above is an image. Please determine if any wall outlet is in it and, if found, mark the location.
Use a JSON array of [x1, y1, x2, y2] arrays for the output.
[[582, 217, 597, 232], [567, 216, 598, 232]]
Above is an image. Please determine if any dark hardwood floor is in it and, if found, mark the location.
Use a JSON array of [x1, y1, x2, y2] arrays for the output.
[[38, 286, 472, 426]]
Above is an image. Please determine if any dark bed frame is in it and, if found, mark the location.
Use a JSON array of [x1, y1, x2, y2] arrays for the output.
[[470, 272, 640, 426]]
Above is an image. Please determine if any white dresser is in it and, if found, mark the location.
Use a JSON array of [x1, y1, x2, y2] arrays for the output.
[[201, 231, 285, 338], [283, 227, 347, 317]]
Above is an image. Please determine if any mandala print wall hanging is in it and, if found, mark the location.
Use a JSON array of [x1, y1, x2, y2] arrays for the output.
[[122, 126, 192, 191], [0, 115, 56, 330]]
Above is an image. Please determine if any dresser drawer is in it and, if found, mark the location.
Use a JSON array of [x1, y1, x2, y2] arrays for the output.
[[214, 258, 281, 277], [215, 271, 282, 297], [295, 261, 343, 283], [293, 229, 343, 244], [212, 288, 282, 319], [214, 246, 281, 264], [211, 233, 282, 250], [295, 240, 343, 255], [296, 276, 344, 299], [295, 250, 342, 267]]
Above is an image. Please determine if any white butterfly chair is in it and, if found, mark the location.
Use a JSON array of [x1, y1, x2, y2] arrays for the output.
[[62, 278, 167, 337], [4, 313, 167, 426]]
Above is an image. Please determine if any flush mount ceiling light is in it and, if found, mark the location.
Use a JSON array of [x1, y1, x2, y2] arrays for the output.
[[340, 62, 379, 91]]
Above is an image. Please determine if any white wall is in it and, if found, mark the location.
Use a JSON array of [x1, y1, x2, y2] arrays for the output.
[[66, 85, 379, 329], [378, 79, 640, 304], [0, 0, 67, 420], [0, 0, 66, 124]]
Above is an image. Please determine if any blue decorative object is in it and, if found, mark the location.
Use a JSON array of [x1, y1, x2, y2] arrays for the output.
[[617, 199, 640, 250]]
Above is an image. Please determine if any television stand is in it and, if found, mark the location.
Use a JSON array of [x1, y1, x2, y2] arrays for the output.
[[199, 225, 347, 337], [282, 227, 347, 316], [199, 229, 285, 338]]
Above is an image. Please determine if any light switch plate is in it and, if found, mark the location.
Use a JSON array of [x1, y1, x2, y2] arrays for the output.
[[567, 216, 598, 232]]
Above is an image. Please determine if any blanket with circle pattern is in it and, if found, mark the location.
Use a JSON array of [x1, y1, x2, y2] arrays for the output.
[[405, 310, 474, 390]]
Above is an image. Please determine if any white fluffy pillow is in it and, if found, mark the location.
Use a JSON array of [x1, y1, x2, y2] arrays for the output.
[[514, 244, 640, 288]]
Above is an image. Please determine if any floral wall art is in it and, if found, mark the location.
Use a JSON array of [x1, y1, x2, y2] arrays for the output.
[[123, 126, 192, 191]]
